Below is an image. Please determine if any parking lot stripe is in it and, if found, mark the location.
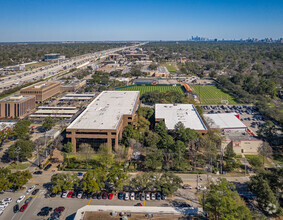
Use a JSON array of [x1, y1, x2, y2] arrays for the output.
[[143, 201, 145, 206], [88, 199, 91, 205]]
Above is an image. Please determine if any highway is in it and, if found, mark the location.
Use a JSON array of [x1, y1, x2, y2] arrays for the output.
[[0, 43, 145, 92]]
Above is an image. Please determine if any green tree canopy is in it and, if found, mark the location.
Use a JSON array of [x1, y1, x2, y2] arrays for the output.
[[42, 117, 55, 131], [8, 139, 33, 161], [51, 173, 79, 193]]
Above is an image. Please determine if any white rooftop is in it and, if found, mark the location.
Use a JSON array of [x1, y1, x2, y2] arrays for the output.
[[203, 113, 247, 129], [67, 91, 139, 130], [155, 104, 207, 130]]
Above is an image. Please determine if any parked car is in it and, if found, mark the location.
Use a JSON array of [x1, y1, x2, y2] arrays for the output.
[[20, 204, 28, 212], [77, 172, 83, 176], [54, 206, 65, 212], [82, 192, 87, 199], [151, 193, 156, 200], [27, 185, 35, 193], [97, 193, 102, 200], [118, 192, 124, 200], [24, 197, 32, 204], [13, 204, 19, 213], [130, 192, 135, 200], [2, 198, 12, 203], [124, 192, 130, 200], [102, 192, 108, 199], [146, 193, 150, 201], [77, 191, 83, 199], [37, 211, 49, 216], [41, 207, 52, 212], [44, 164, 52, 171], [140, 193, 145, 201], [156, 192, 161, 200], [135, 192, 140, 200], [92, 193, 97, 199], [17, 196, 25, 203], [50, 193, 56, 198], [136, 203, 143, 206], [32, 189, 39, 195], [61, 190, 69, 198], [108, 193, 113, 200], [161, 193, 167, 200], [67, 191, 73, 198]]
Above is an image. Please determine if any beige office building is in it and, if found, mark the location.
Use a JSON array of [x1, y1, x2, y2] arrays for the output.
[[20, 81, 61, 102], [66, 91, 140, 153], [0, 94, 35, 119]]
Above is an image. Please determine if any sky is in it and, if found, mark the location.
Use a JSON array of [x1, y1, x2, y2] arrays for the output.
[[0, 0, 282, 42]]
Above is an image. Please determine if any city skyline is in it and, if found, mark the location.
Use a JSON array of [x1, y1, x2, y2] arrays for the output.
[[0, 0, 282, 42]]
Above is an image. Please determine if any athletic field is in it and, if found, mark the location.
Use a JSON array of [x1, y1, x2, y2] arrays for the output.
[[190, 85, 238, 104], [116, 85, 184, 95]]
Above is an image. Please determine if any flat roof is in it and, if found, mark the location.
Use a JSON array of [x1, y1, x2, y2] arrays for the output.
[[67, 91, 139, 130], [21, 81, 60, 91], [60, 97, 92, 101], [203, 113, 247, 129], [0, 94, 34, 103], [38, 106, 77, 110], [34, 109, 78, 114], [30, 114, 73, 118], [155, 104, 207, 130], [65, 93, 96, 97]]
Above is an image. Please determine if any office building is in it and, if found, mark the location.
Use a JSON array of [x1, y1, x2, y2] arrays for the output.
[[0, 94, 35, 119], [20, 81, 61, 102], [66, 91, 140, 152]]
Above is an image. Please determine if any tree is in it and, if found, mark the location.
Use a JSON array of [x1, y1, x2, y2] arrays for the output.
[[78, 143, 94, 169], [81, 167, 107, 192], [144, 146, 163, 170], [172, 140, 188, 171], [13, 120, 31, 139], [0, 168, 11, 191], [248, 175, 280, 214], [224, 144, 236, 160], [257, 142, 272, 165], [0, 127, 12, 147], [157, 173, 183, 195], [204, 178, 252, 220], [107, 166, 129, 191], [51, 173, 79, 193], [121, 125, 134, 146], [8, 170, 32, 190], [97, 143, 114, 168], [130, 172, 158, 191], [8, 139, 33, 161], [64, 142, 73, 153], [257, 121, 276, 142], [42, 117, 55, 131]]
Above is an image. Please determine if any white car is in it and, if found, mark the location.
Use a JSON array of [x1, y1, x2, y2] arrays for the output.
[[16, 195, 25, 203], [61, 190, 69, 198], [151, 193, 156, 200], [27, 185, 35, 193], [0, 202, 8, 208], [130, 192, 135, 200], [146, 193, 150, 201], [1, 198, 12, 203], [124, 192, 130, 200]]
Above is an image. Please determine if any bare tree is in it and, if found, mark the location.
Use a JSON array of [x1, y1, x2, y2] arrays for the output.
[[79, 143, 94, 169], [258, 142, 273, 165]]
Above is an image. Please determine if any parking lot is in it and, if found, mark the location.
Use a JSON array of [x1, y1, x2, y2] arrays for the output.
[[201, 104, 266, 133]]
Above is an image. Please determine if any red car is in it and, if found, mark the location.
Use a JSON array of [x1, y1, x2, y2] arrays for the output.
[[20, 204, 28, 212], [137, 203, 143, 206], [108, 193, 113, 200], [54, 206, 65, 212], [67, 191, 73, 198]]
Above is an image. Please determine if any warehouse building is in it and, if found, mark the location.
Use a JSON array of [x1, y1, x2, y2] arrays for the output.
[[0, 94, 35, 119], [66, 91, 140, 152], [20, 81, 61, 102], [203, 113, 247, 133], [155, 104, 207, 134]]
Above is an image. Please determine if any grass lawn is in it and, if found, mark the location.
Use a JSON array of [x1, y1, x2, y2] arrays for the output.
[[190, 85, 238, 104], [116, 85, 184, 95], [7, 162, 30, 170], [164, 62, 178, 74], [66, 153, 100, 161]]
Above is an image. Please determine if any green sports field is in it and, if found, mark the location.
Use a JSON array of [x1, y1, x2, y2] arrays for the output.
[[190, 85, 238, 104], [116, 85, 184, 95]]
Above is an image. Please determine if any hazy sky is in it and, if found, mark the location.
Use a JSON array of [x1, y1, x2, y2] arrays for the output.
[[0, 0, 282, 42]]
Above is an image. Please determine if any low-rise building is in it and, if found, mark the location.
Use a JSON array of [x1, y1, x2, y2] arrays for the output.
[[66, 91, 140, 152], [59, 93, 96, 102], [0, 94, 35, 119], [44, 54, 65, 62], [60, 80, 86, 92], [29, 106, 78, 120], [155, 103, 207, 134], [20, 81, 61, 102]]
